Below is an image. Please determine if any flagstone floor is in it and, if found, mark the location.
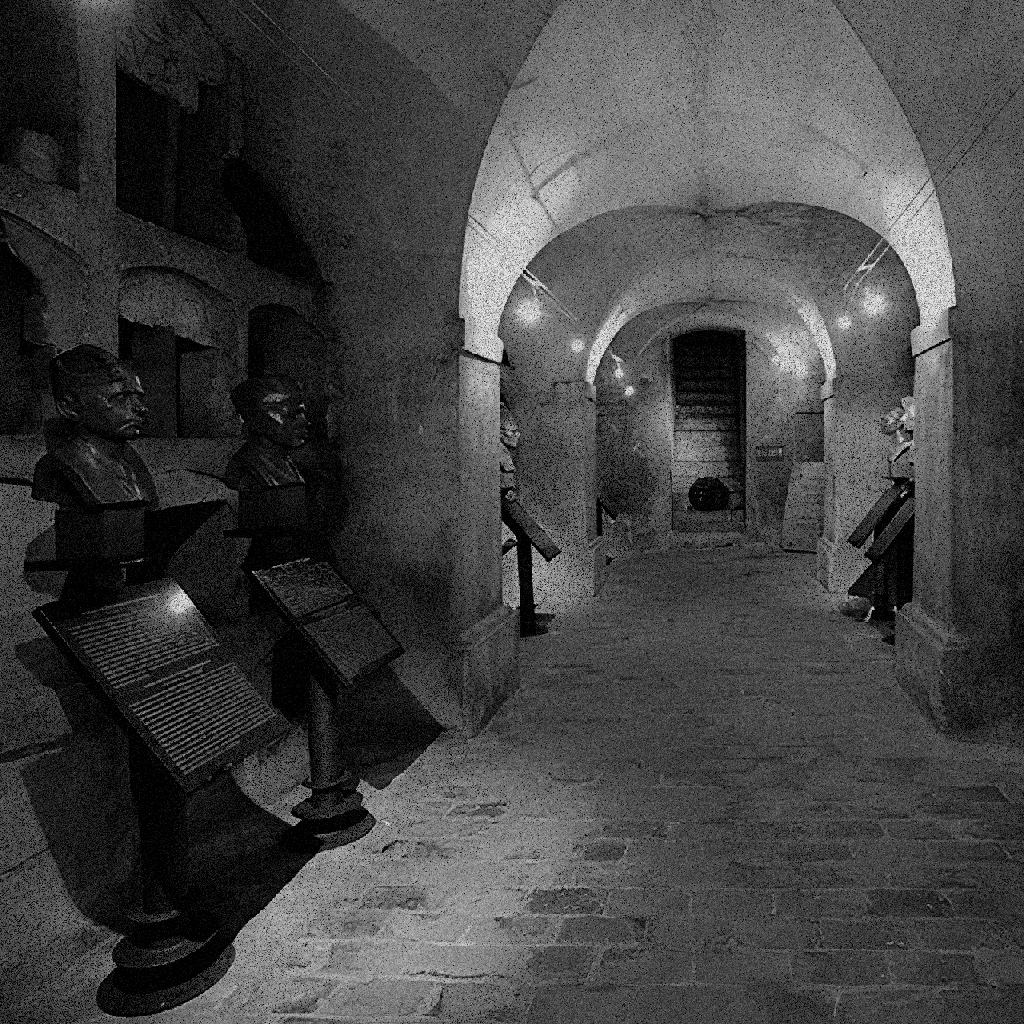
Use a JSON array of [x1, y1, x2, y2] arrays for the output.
[[22, 547, 1024, 1023]]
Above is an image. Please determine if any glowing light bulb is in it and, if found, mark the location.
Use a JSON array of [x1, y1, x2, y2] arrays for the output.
[[518, 294, 542, 324], [835, 314, 852, 331], [613, 365, 625, 380], [570, 338, 585, 354], [624, 385, 635, 397], [862, 290, 886, 316]]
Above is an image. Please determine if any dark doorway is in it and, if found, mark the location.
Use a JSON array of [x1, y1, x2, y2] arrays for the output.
[[671, 330, 746, 531]]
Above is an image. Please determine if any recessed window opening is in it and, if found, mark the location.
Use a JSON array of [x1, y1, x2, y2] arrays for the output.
[[116, 72, 236, 249], [0, 238, 51, 433]]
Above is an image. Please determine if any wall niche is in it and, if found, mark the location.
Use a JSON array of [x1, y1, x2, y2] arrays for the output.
[[119, 267, 239, 438], [116, 71, 244, 251], [118, 318, 214, 438], [0, 0, 79, 189], [0, 232, 54, 434]]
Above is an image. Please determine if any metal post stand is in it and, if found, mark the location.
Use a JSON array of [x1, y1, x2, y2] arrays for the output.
[[291, 671, 366, 832], [97, 736, 230, 1016], [513, 522, 539, 637]]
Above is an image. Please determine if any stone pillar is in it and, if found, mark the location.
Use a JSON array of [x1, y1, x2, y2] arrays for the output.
[[521, 380, 604, 608], [454, 346, 518, 732], [817, 374, 898, 593], [75, 0, 117, 211], [895, 311, 973, 726]]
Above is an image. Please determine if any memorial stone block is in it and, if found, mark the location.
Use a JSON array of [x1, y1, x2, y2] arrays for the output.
[[236, 483, 309, 535]]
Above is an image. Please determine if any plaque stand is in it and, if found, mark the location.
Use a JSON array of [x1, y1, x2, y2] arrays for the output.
[[98, 737, 231, 1016], [292, 672, 365, 831], [29, 505, 264, 1016], [501, 494, 562, 637], [847, 478, 915, 620], [229, 489, 372, 839]]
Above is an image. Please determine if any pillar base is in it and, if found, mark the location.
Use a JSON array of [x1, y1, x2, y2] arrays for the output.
[[456, 604, 519, 735], [98, 912, 232, 1017], [895, 601, 977, 730], [292, 785, 364, 828]]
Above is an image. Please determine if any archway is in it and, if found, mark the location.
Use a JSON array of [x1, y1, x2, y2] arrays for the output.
[[496, 204, 918, 603], [461, 0, 953, 611]]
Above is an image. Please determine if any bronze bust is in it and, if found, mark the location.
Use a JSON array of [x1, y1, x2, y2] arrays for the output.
[[500, 400, 520, 498], [224, 375, 309, 491], [27, 345, 157, 599], [32, 344, 157, 509]]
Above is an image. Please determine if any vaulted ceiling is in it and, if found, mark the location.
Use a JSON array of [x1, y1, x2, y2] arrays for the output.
[[458, 0, 954, 378]]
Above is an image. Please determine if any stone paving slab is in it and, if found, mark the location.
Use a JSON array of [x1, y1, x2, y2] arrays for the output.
[[14, 549, 1024, 1022]]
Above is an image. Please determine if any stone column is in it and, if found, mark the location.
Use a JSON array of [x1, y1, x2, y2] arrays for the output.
[[454, 345, 518, 732], [895, 311, 973, 726], [75, 0, 116, 211], [817, 374, 899, 593], [520, 380, 604, 607]]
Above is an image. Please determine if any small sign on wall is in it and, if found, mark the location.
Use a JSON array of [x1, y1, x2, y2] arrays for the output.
[[755, 445, 785, 461]]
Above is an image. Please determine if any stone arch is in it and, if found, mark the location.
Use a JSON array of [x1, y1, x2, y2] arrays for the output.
[[462, 0, 954, 362]]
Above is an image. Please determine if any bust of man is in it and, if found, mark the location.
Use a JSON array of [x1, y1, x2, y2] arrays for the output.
[[224, 375, 309, 491], [499, 401, 520, 498], [32, 344, 157, 509]]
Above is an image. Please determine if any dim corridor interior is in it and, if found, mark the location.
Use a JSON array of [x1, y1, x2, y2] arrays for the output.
[[20, 546, 1024, 1024]]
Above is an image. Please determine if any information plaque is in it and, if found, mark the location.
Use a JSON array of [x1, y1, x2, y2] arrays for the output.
[[251, 559, 403, 685], [33, 580, 287, 792], [501, 496, 562, 562]]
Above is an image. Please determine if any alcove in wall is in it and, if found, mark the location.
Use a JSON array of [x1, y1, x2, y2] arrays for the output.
[[225, 162, 320, 281], [116, 71, 243, 251], [0, 233, 53, 434], [671, 330, 746, 532]]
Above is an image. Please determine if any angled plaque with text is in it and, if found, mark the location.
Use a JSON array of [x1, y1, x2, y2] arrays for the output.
[[34, 580, 287, 792], [251, 558, 403, 685], [501, 496, 562, 562]]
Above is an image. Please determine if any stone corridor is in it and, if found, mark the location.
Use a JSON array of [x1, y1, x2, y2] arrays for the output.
[[23, 547, 1024, 1023]]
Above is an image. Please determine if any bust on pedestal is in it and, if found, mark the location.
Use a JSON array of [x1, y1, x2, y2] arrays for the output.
[[31, 344, 157, 601], [225, 375, 366, 838], [28, 345, 231, 1014]]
